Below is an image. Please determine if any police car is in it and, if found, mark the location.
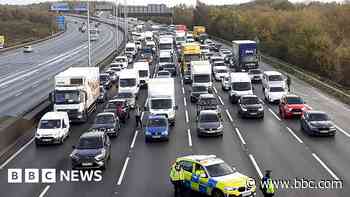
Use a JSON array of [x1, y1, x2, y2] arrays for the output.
[[170, 155, 256, 197]]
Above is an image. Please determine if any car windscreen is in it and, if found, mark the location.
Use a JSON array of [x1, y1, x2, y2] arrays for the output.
[[115, 58, 126, 62], [206, 163, 235, 177], [151, 99, 172, 109], [95, 115, 115, 124], [119, 78, 136, 87], [201, 46, 209, 50], [158, 71, 170, 76], [139, 70, 148, 77], [77, 137, 103, 149], [199, 98, 218, 105], [160, 57, 172, 63], [100, 75, 109, 82], [39, 119, 61, 129], [193, 75, 210, 83], [184, 54, 200, 62], [232, 82, 251, 91], [200, 113, 219, 122], [55, 90, 80, 104], [241, 97, 259, 105], [214, 62, 225, 67], [148, 118, 167, 127], [106, 101, 123, 109], [192, 86, 208, 92], [269, 75, 283, 81], [176, 37, 185, 42], [163, 64, 175, 69], [270, 87, 284, 92], [309, 113, 329, 121], [216, 69, 227, 73], [159, 44, 172, 50], [249, 69, 262, 74], [286, 97, 304, 104], [126, 47, 134, 52]]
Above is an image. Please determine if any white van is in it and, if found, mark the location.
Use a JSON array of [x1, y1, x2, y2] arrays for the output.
[[228, 72, 253, 103], [125, 42, 137, 57], [133, 61, 150, 88], [159, 51, 173, 67], [35, 112, 70, 145], [118, 69, 140, 97], [262, 71, 286, 90]]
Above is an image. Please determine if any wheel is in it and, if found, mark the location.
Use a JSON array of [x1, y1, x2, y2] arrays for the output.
[[212, 189, 224, 197], [59, 136, 64, 144]]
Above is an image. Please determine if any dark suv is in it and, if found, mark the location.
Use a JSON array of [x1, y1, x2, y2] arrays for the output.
[[238, 95, 264, 119], [300, 111, 336, 136], [104, 99, 130, 123], [196, 94, 221, 116], [91, 113, 120, 137], [70, 132, 111, 169]]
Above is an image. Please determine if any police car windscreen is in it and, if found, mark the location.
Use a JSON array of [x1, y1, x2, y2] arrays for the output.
[[206, 163, 235, 177]]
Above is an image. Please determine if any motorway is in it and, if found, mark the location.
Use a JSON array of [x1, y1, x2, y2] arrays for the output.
[[0, 16, 123, 117], [0, 24, 350, 197]]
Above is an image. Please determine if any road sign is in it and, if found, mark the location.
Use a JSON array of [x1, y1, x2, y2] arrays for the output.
[[50, 3, 70, 12], [74, 3, 88, 12], [56, 16, 65, 31], [0, 35, 4, 49]]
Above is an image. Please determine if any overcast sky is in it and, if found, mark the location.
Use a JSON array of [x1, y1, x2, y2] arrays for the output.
[[0, 0, 345, 6]]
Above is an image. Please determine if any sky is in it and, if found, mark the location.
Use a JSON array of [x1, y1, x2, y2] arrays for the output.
[[0, 0, 345, 6]]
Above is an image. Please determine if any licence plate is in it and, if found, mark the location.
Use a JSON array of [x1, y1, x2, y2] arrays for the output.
[[152, 135, 161, 138], [42, 139, 52, 142], [82, 163, 93, 166], [241, 191, 252, 196], [293, 112, 302, 115], [250, 113, 257, 115], [320, 130, 329, 133]]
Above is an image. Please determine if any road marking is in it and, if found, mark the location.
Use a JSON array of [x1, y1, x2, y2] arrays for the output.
[[181, 79, 184, 86], [225, 109, 233, 122], [249, 154, 263, 179], [286, 127, 303, 144], [182, 87, 185, 95], [32, 81, 40, 88], [130, 130, 139, 149], [38, 185, 50, 197], [335, 125, 350, 138], [312, 153, 339, 180], [183, 97, 187, 106], [185, 110, 189, 123], [235, 128, 246, 145], [213, 87, 217, 94], [140, 111, 144, 121], [187, 129, 192, 147], [0, 137, 34, 170], [117, 157, 130, 185], [218, 95, 224, 105], [268, 108, 281, 121]]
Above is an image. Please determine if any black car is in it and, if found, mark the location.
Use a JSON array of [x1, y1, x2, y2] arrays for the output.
[[100, 73, 112, 89], [91, 113, 120, 137], [300, 111, 336, 136], [159, 63, 177, 76], [70, 132, 111, 169], [190, 85, 209, 103], [197, 110, 223, 137], [97, 86, 108, 103], [196, 94, 221, 116], [104, 99, 130, 123], [238, 95, 264, 119], [183, 71, 192, 84]]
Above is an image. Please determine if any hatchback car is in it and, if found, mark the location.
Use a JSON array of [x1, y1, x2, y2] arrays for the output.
[[190, 85, 209, 103], [300, 111, 336, 136], [114, 91, 136, 109], [238, 95, 264, 119], [279, 94, 311, 119], [104, 99, 130, 123], [23, 45, 33, 53], [91, 113, 120, 137], [144, 115, 169, 142], [197, 110, 223, 137], [196, 94, 221, 116], [70, 132, 111, 169]]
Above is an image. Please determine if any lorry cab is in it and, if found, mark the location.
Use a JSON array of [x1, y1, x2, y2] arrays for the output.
[[118, 69, 140, 98], [232, 40, 259, 72], [228, 72, 253, 103], [35, 112, 70, 145], [133, 61, 150, 88]]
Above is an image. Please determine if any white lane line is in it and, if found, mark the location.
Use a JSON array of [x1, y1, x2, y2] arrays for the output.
[[286, 127, 303, 144], [187, 129, 192, 147], [249, 154, 263, 179], [181, 79, 184, 86], [268, 108, 281, 121], [38, 185, 50, 197], [140, 111, 144, 121], [235, 128, 246, 145], [218, 95, 224, 105], [32, 81, 40, 88], [312, 153, 339, 180], [185, 110, 189, 123], [0, 137, 34, 170], [130, 130, 139, 149], [182, 87, 185, 95], [213, 87, 217, 94], [335, 125, 350, 138], [183, 97, 187, 106], [225, 109, 233, 122], [117, 157, 130, 185], [14, 91, 23, 97]]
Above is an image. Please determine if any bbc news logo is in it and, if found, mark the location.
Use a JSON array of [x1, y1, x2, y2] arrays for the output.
[[8, 169, 102, 183]]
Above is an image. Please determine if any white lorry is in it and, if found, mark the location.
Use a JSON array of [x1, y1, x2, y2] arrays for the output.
[[118, 69, 140, 97], [53, 67, 99, 122], [191, 60, 212, 88], [133, 61, 150, 88], [146, 78, 177, 125], [159, 36, 174, 54]]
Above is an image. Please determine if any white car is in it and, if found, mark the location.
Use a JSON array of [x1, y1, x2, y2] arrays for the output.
[[186, 38, 195, 43], [23, 45, 33, 53], [213, 66, 229, 81], [262, 71, 286, 90], [156, 71, 171, 78], [114, 56, 128, 68], [200, 44, 210, 55], [264, 85, 287, 103]]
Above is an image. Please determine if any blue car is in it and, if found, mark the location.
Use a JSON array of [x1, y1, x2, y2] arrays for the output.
[[145, 115, 169, 142]]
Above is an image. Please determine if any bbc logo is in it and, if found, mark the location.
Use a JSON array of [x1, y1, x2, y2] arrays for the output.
[[8, 169, 56, 183]]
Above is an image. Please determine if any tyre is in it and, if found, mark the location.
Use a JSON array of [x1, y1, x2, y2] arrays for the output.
[[212, 189, 224, 197]]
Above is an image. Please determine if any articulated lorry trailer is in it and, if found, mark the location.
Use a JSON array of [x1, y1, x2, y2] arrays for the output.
[[232, 40, 259, 72]]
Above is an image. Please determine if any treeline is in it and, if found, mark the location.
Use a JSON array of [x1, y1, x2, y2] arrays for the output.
[[0, 4, 58, 46], [169, 0, 350, 88]]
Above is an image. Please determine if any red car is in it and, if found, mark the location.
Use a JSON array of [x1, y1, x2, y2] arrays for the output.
[[279, 94, 311, 119]]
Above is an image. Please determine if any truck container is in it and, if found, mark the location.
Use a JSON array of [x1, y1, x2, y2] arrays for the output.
[[232, 40, 259, 71], [190, 60, 212, 89], [193, 26, 206, 40]]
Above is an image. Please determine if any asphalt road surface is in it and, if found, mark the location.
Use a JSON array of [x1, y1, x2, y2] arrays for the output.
[[0, 39, 349, 197]]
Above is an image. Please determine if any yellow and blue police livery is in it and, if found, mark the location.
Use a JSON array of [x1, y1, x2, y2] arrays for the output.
[[171, 155, 256, 197]]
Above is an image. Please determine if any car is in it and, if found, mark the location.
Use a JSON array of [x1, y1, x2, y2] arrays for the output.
[[197, 110, 223, 137], [100, 73, 112, 89], [300, 111, 336, 136], [212, 61, 226, 74], [23, 45, 33, 53], [170, 155, 256, 197], [279, 94, 311, 119], [209, 56, 225, 65], [113, 91, 136, 109], [213, 66, 229, 81], [159, 63, 177, 76], [104, 99, 130, 123], [157, 70, 171, 78], [264, 85, 287, 103], [144, 115, 169, 142], [114, 56, 128, 69], [196, 94, 221, 116], [97, 86, 108, 103], [248, 69, 263, 83], [91, 113, 120, 137], [109, 66, 122, 79], [262, 71, 286, 90], [106, 69, 118, 84], [220, 49, 232, 58], [70, 131, 111, 169], [183, 71, 192, 84], [238, 95, 264, 119], [190, 84, 209, 103], [186, 38, 195, 43], [35, 112, 70, 145], [200, 44, 210, 55]]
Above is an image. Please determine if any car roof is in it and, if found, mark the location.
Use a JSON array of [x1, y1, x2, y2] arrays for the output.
[[80, 131, 104, 138], [284, 94, 301, 98], [241, 94, 258, 99], [199, 110, 218, 115], [199, 94, 216, 99], [305, 110, 326, 115], [264, 71, 282, 76], [180, 155, 224, 166], [41, 112, 67, 120], [148, 115, 168, 120], [96, 112, 115, 117]]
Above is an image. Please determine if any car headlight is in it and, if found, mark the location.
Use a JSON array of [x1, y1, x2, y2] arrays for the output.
[[95, 150, 106, 161], [161, 130, 168, 135], [217, 124, 223, 130], [145, 131, 151, 135], [224, 186, 239, 191], [258, 106, 264, 111], [70, 153, 79, 160], [35, 133, 41, 137], [329, 126, 336, 130], [107, 128, 114, 132]]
